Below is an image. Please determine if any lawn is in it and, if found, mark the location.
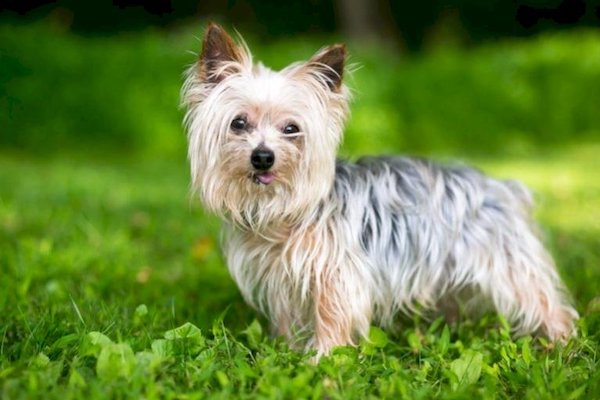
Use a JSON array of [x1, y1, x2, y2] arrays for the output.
[[1, 21, 599, 399]]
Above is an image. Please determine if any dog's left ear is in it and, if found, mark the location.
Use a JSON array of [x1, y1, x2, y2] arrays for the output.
[[307, 44, 346, 92]]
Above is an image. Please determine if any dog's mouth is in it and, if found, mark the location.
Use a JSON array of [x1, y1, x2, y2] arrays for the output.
[[252, 171, 275, 185]]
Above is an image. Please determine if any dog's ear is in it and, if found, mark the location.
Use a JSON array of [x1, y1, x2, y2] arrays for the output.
[[199, 23, 243, 84], [307, 44, 346, 92]]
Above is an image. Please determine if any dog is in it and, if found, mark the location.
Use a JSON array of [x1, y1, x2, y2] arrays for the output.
[[182, 23, 578, 357]]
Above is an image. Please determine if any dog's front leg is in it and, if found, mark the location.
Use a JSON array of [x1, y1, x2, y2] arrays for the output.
[[313, 275, 355, 356], [308, 258, 373, 358]]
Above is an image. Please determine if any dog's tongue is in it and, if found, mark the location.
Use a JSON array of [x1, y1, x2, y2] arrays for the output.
[[255, 172, 275, 185]]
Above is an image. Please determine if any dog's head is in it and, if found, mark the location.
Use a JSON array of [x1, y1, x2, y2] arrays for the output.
[[182, 23, 349, 229]]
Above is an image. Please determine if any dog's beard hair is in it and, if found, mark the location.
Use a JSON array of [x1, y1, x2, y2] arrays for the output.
[[202, 134, 301, 230], [182, 52, 349, 230]]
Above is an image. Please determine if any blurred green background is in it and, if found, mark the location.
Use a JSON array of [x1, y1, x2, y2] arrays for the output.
[[2, 0, 600, 159], [1, 2, 600, 397], [1, 0, 600, 328]]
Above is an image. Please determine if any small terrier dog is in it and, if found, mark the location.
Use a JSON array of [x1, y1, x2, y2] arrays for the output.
[[182, 23, 578, 356]]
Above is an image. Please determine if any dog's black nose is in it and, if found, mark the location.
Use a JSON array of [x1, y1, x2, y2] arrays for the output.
[[250, 148, 275, 171]]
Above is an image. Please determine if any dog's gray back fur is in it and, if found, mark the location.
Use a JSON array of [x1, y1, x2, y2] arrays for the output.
[[333, 156, 574, 332]]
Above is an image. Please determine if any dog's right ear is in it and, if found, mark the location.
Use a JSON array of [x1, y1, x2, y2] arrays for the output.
[[199, 23, 244, 84]]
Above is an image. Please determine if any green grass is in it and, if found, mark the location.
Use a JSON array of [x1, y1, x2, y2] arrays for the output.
[[1, 147, 599, 399], [1, 21, 600, 399]]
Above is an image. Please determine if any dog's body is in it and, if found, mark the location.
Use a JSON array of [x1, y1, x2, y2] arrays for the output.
[[182, 23, 578, 356]]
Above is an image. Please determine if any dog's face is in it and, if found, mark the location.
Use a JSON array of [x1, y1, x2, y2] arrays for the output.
[[183, 23, 350, 228]]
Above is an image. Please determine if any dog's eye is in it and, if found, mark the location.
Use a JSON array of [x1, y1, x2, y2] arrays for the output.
[[282, 124, 300, 135], [230, 117, 247, 131]]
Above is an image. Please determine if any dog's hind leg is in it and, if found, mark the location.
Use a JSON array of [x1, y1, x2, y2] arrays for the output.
[[475, 228, 578, 341]]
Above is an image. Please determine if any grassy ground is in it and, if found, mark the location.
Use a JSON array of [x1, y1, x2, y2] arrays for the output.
[[1, 147, 599, 399], [1, 21, 600, 399]]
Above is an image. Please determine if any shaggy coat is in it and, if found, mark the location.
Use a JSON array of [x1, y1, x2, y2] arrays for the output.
[[182, 23, 578, 356]]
